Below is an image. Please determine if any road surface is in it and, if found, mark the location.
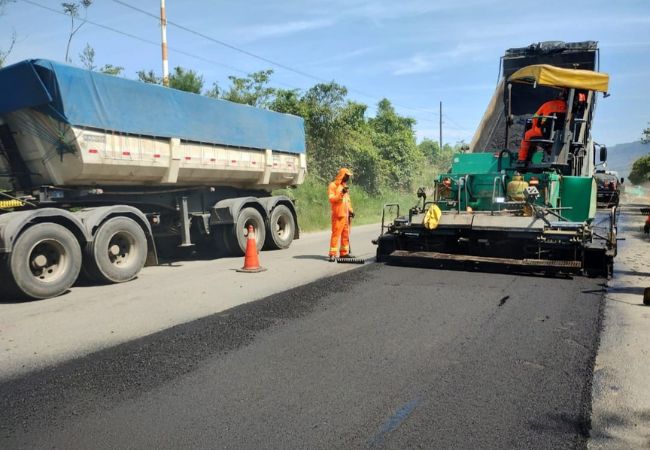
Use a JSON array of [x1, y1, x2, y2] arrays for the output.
[[0, 223, 380, 379], [1, 263, 603, 449]]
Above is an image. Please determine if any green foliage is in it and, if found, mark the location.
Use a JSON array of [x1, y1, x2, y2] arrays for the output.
[[419, 138, 439, 161], [643, 123, 650, 144], [137, 69, 160, 84], [268, 88, 303, 115], [274, 175, 419, 232], [169, 67, 203, 94], [130, 65, 458, 197], [369, 99, 423, 190], [209, 70, 452, 194], [100, 64, 124, 76], [79, 43, 95, 70], [78, 43, 123, 76], [628, 154, 650, 184], [137, 67, 204, 94], [219, 70, 276, 107], [204, 82, 220, 99]]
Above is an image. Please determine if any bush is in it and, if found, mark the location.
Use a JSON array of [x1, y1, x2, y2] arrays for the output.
[[629, 154, 650, 185]]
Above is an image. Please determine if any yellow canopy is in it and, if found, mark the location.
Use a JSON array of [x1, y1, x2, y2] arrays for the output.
[[509, 64, 609, 93]]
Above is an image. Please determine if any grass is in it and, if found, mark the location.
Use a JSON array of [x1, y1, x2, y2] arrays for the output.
[[275, 176, 420, 232]]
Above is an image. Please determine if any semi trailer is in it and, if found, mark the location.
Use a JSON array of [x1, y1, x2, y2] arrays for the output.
[[0, 59, 306, 300]]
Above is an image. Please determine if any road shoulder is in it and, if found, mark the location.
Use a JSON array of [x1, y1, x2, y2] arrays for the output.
[[589, 206, 650, 448]]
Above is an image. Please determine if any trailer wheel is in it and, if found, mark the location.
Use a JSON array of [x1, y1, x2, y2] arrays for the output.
[[209, 225, 232, 257], [264, 205, 295, 250], [86, 216, 147, 283], [231, 207, 266, 256], [7, 223, 82, 300]]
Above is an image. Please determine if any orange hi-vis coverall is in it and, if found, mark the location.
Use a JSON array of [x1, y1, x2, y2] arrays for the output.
[[518, 99, 567, 161], [328, 168, 354, 257]]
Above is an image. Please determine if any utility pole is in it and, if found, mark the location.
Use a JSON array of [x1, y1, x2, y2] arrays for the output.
[[439, 101, 443, 152], [160, 0, 169, 87]]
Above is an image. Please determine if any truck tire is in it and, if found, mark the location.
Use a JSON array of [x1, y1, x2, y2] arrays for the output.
[[209, 225, 231, 257], [85, 216, 147, 283], [230, 207, 266, 256], [264, 205, 295, 250], [7, 222, 82, 300]]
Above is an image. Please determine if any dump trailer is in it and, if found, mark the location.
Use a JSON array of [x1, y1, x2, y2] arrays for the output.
[[0, 59, 306, 299], [375, 41, 617, 277]]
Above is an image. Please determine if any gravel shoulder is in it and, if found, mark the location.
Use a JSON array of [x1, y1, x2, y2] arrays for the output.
[[589, 205, 650, 449]]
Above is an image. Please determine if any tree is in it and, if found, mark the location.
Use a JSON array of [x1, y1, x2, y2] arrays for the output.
[[99, 64, 124, 76], [369, 99, 423, 190], [78, 43, 123, 75], [204, 82, 220, 99], [79, 43, 95, 70], [419, 138, 440, 162], [268, 88, 303, 116], [169, 67, 203, 94], [629, 154, 650, 185], [62, 1, 93, 63], [137, 69, 161, 84], [0, 0, 15, 68], [137, 67, 203, 94], [643, 123, 650, 144], [220, 70, 276, 107], [0, 29, 15, 68]]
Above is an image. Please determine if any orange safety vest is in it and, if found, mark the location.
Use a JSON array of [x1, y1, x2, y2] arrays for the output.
[[328, 168, 354, 219]]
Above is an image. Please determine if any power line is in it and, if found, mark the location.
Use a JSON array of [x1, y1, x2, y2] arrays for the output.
[[20, 0, 444, 125], [20, 0, 253, 79], [110, 0, 441, 118], [443, 113, 472, 132], [112, 0, 328, 84]]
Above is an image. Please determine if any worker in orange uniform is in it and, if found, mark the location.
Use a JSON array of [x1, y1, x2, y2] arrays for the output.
[[518, 91, 568, 162], [328, 168, 355, 261]]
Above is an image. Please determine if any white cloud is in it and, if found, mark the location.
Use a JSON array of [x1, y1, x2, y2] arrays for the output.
[[237, 19, 334, 42], [390, 43, 489, 76], [392, 53, 435, 76]]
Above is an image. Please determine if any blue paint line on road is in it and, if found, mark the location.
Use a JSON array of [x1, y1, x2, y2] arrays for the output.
[[367, 396, 422, 449]]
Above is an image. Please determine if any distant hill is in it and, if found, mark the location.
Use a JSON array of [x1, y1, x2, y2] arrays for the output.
[[605, 141, 649, 180]]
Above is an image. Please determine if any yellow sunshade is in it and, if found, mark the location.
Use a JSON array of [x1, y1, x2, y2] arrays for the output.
[[509, 64, 609, 92]]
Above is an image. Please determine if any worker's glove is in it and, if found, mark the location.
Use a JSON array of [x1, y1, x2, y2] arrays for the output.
[[342, 186, 349, 194], [349, 211, 355, 219]]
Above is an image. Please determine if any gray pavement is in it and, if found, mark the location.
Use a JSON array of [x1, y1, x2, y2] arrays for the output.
[[0, 223, 380, 379], [589, 206, 650, 449], [1, 263, 603, 449]]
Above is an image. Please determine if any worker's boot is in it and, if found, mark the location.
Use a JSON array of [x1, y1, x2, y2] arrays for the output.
[[328, 255, 336, 262]]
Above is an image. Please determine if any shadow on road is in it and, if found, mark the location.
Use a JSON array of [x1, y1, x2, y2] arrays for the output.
[[293, 254, 329, 261], [606, 285, 646, 295], [615, 269, 650, 277], [528, 412, 590, 438]]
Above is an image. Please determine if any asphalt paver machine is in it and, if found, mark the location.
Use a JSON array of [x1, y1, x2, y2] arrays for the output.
[[375, 42, 616, 277]]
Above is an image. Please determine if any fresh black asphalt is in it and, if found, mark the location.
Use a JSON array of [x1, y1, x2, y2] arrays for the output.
[[0, 264, 605, 449]]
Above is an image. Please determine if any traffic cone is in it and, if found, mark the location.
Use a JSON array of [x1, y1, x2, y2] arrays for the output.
[[237, 225, 267, 273]]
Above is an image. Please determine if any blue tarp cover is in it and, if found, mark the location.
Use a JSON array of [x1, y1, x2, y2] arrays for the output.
[[0, 59, 305, 153]]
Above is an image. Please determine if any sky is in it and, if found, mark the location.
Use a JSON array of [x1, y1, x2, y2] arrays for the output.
[[1, 0, 649, 146]]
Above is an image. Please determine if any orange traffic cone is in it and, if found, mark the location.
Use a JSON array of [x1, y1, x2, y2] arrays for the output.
[[237, 225, 266, 273]]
